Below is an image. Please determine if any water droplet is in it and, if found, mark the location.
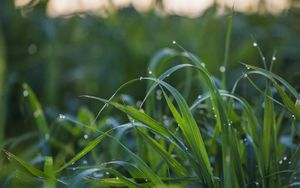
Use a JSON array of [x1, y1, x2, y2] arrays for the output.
[[23, 90, 29, 97], [292, 115, 296, 120], [82, 160, 87, 165], [148, 70, 152, 75], [59, 114, 65, 119], [246, 65, 250, 70], [116, 177, 119, 180], [243, 138, 247, 143], [288, 161, 291, 164], [105, 172, 110, 175], [72, 167, 76, 171], [272, 56, 276, 61], [243, 73, 248, 78], [214, 114, 217, 118], [172, 40, 176, 44], [198, 95, 202, 99], [84, 134, 88, 139], [255, 181, 259, 186], [262, 57, 266, 61], [253, 42, 257, 47], [279, 160, 283, 164], [28, 44, 37, 55], [33, 110, 40, 118], [71, 162, 75, 165], [45, 134, 50, 140], [139, 77, 143, 80], [145, 179, 148, 182], [283, 156, 287, 161], [201, 62, 206, 67], [219, 66, 226, 73], [156, 89, 162, 100]]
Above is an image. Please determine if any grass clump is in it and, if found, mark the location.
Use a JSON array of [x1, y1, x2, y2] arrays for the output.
[[2, 42, 300, 188]]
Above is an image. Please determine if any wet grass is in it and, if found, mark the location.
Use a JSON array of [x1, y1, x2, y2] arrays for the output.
[[2, 38, 300, 187]]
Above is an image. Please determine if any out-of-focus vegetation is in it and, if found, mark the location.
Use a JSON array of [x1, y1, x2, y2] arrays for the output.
[[1, 0, 300, 187]]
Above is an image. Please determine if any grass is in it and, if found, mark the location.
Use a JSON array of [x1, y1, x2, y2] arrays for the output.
[[2, 44, 300, 187], [1, 15, 300, 188]]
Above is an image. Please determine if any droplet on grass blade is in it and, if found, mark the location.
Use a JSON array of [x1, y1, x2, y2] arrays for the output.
[[148, 70, 152, 75], [84, 134, 88, 139], [23, 90, 29, 97], [272, 56, 276, 61], [219, 66, 226, 73], [279, 160, 283, 164], [172, 40, 176, 44], [59, 114, 65, 119], [253, 42, 257, 47], [139, 77, 143, 80], [283, 156, 287, 160]]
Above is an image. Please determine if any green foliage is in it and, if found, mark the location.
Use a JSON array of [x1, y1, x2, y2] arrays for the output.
[[1, 1, 300, 187], [3, 44, 300, 187]]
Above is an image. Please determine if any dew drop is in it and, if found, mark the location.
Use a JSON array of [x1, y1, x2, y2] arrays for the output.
[[148, 70, 152, 75], [255, 181, 259, 186], [198, 95, 202, 99], [253, 42, 257, 47], [28, 43, 37, 55], [243, 73, 248, 78], [292, 115, 296, 120], [33, 111, 40, 118], [172, 40, 176, 44], [82, 160, 88, 165], [105, 172, 110, 175], [23, 90, 29, 97], [45, 134, 50, 140], [272, 56, 276, 61], [72, 167, 76, 171], [84, 134, 88, 139], [283, 156, 287, 161], [288, 161, 291, 164], [201, 62, 206, 67], [59, 114, 65, 119], [116, 177, 119, 180], [279, 160, 283, 164], [139, 77, 143, 80], [219, 66, 226, 73]]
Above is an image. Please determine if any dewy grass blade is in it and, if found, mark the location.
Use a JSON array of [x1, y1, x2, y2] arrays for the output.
[[3, 150, 56, 182], [23, 83, 49, 140], [137, 128, 189, 176]]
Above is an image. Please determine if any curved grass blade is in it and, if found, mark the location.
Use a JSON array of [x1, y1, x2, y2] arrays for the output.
[[23, 83, 49, 140], [137, 128, 189, 176]]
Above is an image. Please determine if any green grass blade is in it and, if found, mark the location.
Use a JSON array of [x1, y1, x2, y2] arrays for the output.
[[222, 12, 233, 89], [137, 128, 189, 176], [43, 156, 56, 188], [23, 83, 49, 139], [3, 150, 53, 180]]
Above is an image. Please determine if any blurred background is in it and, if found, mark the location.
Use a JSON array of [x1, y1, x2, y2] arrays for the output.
[[1, 0, 300, 152]]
